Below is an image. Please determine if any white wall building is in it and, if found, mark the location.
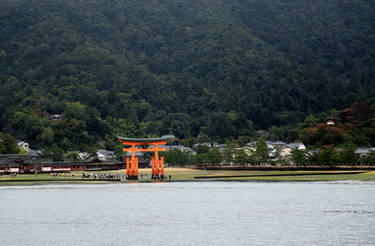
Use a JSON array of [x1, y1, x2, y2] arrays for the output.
[[17, 141, 30, 152]]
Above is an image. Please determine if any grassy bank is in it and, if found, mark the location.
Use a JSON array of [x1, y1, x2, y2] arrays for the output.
[[165, 168, 375, 181], [1, 168, 375, 185]]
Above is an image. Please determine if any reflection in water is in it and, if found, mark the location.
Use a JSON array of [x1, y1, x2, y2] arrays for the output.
[[1, 182, 375, 246]]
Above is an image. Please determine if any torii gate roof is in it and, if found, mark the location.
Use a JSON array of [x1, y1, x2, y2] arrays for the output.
[[117, 135, 175, 144]]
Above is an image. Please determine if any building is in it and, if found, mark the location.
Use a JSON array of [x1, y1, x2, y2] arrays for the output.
[[193, 142, 219, 149], [97, 150, 115, 162], [355, 147, 375, 157], [17, 141, 30, 152], [326, 118, 335, 126], [50, 114, 62, 121], [27, 149, 41, 157], [288, 143, 306, 150], [166, 145, 196, 156], [256, 130, 270, 138], [280, 143, 306, 157], [271, 141, 287, 147], [78, 152, 90, 161], [0, 154, 125, 174]]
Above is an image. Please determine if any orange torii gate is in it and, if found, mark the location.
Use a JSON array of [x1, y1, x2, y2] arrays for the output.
[[117, 135, 175, 180]]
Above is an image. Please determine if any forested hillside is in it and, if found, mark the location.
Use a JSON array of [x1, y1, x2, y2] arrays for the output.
[[1, 0, 375, 151]]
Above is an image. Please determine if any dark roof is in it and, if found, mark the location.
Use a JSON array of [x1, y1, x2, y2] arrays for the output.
[[97, 149, 115, 156], [78, 162, 123, 166], [272, 141, 287, 145], [41, 161, 86, 167], [117, 135, 175, 143], [0, 159, 22, 167], [27, 149, 41, 157], [0, 154, 28, 158]]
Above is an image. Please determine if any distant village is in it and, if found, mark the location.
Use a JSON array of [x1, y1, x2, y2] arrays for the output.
[[1, 130, 375, 174]]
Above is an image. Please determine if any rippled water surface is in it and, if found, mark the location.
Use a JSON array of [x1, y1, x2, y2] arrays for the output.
[[1, 181, 375, 246]]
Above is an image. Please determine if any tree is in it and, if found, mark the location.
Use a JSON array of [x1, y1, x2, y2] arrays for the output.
[[269, 125, 282, 141], [207, 112, 234, 138], [236, 136, 252, 147], [1, 0, 375, 151], [309, 146, 339, 167], [196, 145, 209, 154], [291, 148, 308, 166], [193, 147, 223, 166], [0, 50, 7, 60], [192, 153, 206, 166], [164, 149, 190, 166], [359, 152, 375, 165], [304, 114, 319, 128], [339, 143, 357, 164], [63, 102, 87, 121], [65, 152, 78, 161], [42, 145, 64, 161], [223, 145, 235, 164], [0, 133, 19, 154], [234, 149, 250, 166], [205, 148, 223, 166], [41, 127, 55, 144], [255, 138, 269, 164]]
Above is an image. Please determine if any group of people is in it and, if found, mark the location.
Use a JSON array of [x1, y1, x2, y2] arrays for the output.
[[80, 172, 173, 181], [50, 172, 73, 177], [139, 174, 171, 180], [81, 173, 121, 180]]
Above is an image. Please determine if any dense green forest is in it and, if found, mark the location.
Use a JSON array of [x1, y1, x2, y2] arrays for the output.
[[1, 0, 375, 151], [268, 98, 375, 146]]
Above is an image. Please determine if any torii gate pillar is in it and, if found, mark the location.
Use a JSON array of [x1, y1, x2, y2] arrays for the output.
[[118, 136, 174, 180]]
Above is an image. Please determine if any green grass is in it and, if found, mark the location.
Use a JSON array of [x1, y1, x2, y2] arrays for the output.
[[193, 170, 375, 182]]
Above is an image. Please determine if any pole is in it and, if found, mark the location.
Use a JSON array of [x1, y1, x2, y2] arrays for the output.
[[135, 157, 139, 177], [126, 157, 130, 176], [155, 144, 159, 177], [151, 156, 155, 177], [161, 156, 165, 178]]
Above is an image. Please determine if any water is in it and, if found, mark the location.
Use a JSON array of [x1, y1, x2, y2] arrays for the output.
[[1, 181, 374, 246]]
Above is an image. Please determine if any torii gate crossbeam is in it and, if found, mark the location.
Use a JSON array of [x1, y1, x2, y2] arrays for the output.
[[117, 136, 174, 180]]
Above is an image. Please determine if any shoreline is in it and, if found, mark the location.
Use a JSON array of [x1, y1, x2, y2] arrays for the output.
[[193, 165, 375, 171], [1, 168, 375, 185], [194, 170, 370, 179]]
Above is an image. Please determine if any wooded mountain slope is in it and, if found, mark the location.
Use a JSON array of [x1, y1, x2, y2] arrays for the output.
[[1, 0, 374, 150]]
